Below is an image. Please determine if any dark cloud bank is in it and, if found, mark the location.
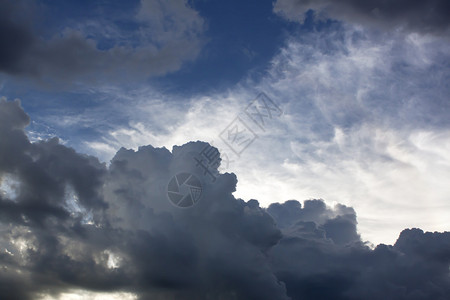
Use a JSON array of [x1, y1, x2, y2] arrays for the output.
[[274, 0, 450, 35], [0, 98, 449, 299]]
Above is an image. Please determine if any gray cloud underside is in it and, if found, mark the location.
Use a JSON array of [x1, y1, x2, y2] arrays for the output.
[[0, 0, 205, 86], [1, 99, 449, 299], [274, 0, 450, 35]]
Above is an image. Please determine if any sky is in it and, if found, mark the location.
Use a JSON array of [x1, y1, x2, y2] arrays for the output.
[[0, 0, 449, 299]]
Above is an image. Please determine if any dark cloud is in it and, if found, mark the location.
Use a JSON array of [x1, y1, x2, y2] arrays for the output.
[[269, 203, 450, 300], [0, 0, 205, 86], [0, 98, 449, 299], [274, 0, 450, 34], [0, 0, 35, 74]]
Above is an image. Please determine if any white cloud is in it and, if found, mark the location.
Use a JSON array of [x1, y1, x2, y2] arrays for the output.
[[37, 290, 137, 300]]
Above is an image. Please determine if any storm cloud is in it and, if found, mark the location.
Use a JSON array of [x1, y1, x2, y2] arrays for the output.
[[0, 99, 449, 299], [274, 0, 450, 35]]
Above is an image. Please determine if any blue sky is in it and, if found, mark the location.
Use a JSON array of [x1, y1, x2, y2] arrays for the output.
[[1, 1, 450, 299]]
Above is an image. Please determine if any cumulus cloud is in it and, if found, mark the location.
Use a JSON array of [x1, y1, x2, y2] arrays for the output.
[[1, 98, 449, 299], [0, 0, 205, 85], [274, 0, 450, 35]]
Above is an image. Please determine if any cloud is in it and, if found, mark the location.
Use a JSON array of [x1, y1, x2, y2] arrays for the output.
[[1, 98, 450, 299], [274, 0, 450, 35], [245, 23, 450, 244], [66, 22, 450, 245], [0, 0, 206, 86], [0, 98, 288, 299], [268, 199, 360, 245], [268, 201, 450, 300], [0, 0, 35, 74]]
